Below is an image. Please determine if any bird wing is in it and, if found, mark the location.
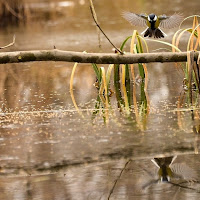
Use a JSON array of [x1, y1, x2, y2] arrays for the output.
[[159, 13, 184, 29], [171, 163, 197, 181], [122, 11, 148, 27]]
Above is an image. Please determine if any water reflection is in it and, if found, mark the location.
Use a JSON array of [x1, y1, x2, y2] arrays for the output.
[[107, 155, 200, 199], [0, 62, 199, 166], [150, 156, 196, 183], [0, 154, 199, 199], [76, 63, 150, 127]]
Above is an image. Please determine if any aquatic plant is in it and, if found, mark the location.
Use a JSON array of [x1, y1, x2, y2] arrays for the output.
[[69, 14, 200, 128], [173, 15, 200, 95], [88, 31, 149, 128]]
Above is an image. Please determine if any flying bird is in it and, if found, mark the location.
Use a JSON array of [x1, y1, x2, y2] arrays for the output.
[[122, 12, 183, 38]]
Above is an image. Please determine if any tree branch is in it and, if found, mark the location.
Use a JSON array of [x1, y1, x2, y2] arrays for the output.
[[89, 5, 123, 55], [0, 49, 199, 64]]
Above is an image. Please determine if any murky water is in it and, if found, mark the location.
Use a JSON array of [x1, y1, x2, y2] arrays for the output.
[[0, 0, 200, 199]]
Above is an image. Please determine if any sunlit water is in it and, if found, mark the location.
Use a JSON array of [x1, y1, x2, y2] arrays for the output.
[[0, 0, 200, 199]]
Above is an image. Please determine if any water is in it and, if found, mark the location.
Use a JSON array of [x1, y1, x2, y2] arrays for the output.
[[0, 0, 200, 199]]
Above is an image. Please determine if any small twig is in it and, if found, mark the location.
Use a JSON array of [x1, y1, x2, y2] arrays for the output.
[[89, 0, 101, 50], [169, 181, 200, 192], [0, 35, 15, 50], [107, 159, 131, 199], [90, 6, 123, 55]]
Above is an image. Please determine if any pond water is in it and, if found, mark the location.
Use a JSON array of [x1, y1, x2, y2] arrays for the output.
[[0, 0, 200, 199]]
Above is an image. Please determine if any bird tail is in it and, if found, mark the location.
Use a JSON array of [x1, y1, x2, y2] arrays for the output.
[[143, 28, 166, 38]]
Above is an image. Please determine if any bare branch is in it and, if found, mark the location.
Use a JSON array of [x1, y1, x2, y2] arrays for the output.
[[0, 50, 198, 64], [90, 6, 123, 55]]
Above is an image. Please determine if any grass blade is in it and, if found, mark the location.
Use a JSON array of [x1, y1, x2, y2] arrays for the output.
[[99, 67, 107, 96], [187, 24, 200, 51], [146, 38, 181, 52], [70, 62, 84, 117], [92, 63, 101, 82], [106, 64, 114, 87], [121, 64, 130, 114], [179, 15, 200, 28], [120, 36, 132, 51]]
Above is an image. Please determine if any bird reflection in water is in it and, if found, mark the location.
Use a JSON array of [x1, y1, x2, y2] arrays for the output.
[[141, 156, 197, 189]]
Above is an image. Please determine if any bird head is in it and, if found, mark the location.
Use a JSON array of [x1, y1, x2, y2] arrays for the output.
[[148, 13, 157, 22]]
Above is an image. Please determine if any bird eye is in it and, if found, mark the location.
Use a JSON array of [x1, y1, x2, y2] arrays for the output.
[[153, 15, 157, 21]]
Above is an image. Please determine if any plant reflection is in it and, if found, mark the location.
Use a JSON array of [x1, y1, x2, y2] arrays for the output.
[[107, 155, 199, 199], [193, 124, 200, 154], [90, 68, 149, 129], [70, 62, 149, 127], [177, 90, 200, 153]]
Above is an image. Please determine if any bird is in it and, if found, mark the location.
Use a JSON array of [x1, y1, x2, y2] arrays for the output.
[[151, 156, 197, 182], [140, 156, 197, 190], [122, 12, 183, 38]]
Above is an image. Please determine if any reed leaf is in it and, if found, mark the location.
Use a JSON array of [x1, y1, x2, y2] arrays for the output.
[[172, 29, 183, 52], [190, 16, 197, 50], [187, 51, 193, 93], [70, 62, 84, 117], [121, 64, 126, 86], [99, 67, 107, 96], [114, 64, 124, 106], [130, 31, 137, 81], [193, 62, 200, 92], [91, 95, 101, 121], [130, 30, 137, 53], [175, 28, 192, 49], [136, 33, 144, 53], [106, 64, 114, 87], [92, 63, 101, 83], [187, 24, 200, 51], [145, 38, 181, 52], [137, 35, 149, 53], [179, 15, 200, 28], [120, 36, 132, 51], [70, 62, 78, 91], [121, 64, 130, 114]]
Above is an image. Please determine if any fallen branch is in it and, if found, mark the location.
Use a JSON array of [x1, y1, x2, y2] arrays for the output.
[[0, 49, 199, 64]]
